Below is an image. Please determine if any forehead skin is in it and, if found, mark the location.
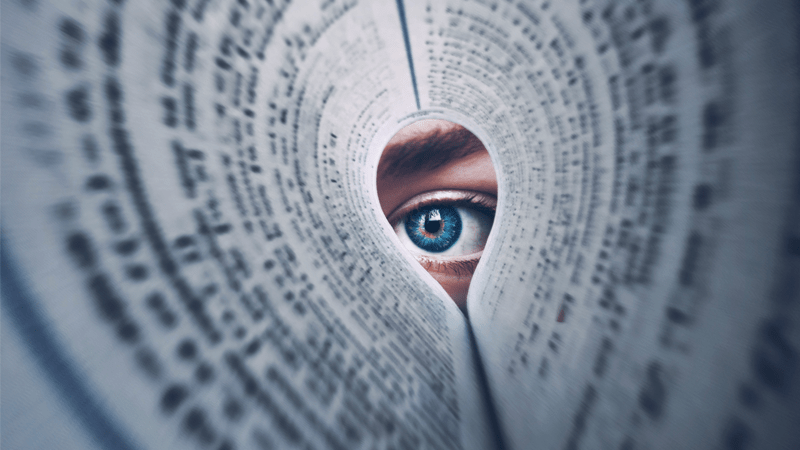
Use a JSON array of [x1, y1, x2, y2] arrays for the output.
[[376, 120, 497, 216]]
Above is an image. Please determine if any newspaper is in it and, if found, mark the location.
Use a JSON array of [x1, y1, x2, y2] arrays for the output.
[[1, 0, 798, 449]]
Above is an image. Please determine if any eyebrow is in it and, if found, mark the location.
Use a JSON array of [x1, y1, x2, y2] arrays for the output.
[[378, 125, 486, 178]]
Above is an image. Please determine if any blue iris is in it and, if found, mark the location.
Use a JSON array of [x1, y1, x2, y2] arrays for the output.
[[405, 205, 462, 253]]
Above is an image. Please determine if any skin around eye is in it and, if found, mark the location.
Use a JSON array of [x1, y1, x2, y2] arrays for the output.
[[376, 120, 498, 309]]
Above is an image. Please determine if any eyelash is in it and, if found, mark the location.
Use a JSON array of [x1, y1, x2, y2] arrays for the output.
[[386, 191, 497, 227]]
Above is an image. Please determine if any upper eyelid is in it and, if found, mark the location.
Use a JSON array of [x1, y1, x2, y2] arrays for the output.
[[386, 190, 498, 225]]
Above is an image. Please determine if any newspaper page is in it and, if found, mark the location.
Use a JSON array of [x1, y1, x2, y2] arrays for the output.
[[1, 0, 496, 449], [447, 1, 800, 449]]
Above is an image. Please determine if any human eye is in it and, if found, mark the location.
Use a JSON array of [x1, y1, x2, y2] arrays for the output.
[[386, 190, 496, 273]]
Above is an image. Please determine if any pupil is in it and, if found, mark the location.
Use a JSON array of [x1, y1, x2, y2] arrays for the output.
[[425, 219, 442, 234]]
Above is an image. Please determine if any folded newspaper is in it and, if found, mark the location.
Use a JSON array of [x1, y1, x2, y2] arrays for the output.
[[2, 0, 798, 449]]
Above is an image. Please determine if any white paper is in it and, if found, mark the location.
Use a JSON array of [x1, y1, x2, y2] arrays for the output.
[[2, 0, 799, 449]]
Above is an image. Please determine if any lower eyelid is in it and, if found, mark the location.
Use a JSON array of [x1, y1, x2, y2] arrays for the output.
[[416, 255, 481, 277]]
